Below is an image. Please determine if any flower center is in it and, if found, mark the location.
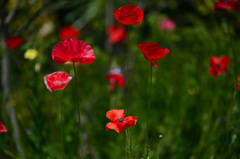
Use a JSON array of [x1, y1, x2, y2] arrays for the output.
[[117, 117, 124, 123], [217, 63, 222, 68]]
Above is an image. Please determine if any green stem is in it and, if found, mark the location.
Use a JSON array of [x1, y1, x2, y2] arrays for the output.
[[226, 19, 239, 115], [129, 129, 132, 159], [58, 91, 65, 159], [146, 63, 153, 159], [123, 131, 126, 159], [226, 19, 237, 83], [156, 135, 162, 159], [72, 62, 84, 158], [126, 26, 130, 113]]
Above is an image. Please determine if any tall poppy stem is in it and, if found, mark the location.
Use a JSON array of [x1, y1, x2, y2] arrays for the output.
[[58, 91, 65, 159], [126, 26, 130, 113], [126, 25, 133, 159], [226, 20, 236, 80], [146, 62, 153, 159], [156, 135, 163, 159], [72, 62, 84, 158], [123, 131, 126, 159]]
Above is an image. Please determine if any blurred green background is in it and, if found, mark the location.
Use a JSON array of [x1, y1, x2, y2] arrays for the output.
[[1, 0, 240, 158]]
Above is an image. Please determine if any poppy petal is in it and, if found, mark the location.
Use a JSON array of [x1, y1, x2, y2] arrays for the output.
[[138, 42, 169, 66], [59, 26, 80, 40], [114, 5, 144, 26], [124, 116, 137, 129], [4, 36, 23, 49], [209, 56, 230, 77], [106, 109, 125, 121], [237, 83, 240, 89], [44, 71, 72, 92], [52, 39, 77, 64], [106, 25, 127, 44], [210, 56, 220, 66], [0, 121, 7, 133], [108, 84, 116, 92], [117, 75, 126, 87], [106, 122, 125, 133], [52, 39, 96, 65], [215, 2, 233, 10], [151, 60, 158, 67], [107, 67, 126, 92], [221, 56, 230, 66], [66, 39, 96, 64]]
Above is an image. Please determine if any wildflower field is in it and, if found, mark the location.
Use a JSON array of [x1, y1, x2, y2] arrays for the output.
[[1, 0, 240, 158]]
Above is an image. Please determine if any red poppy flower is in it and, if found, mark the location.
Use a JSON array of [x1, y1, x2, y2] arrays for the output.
[[106, 109, 137, 133], [59, 26, 80, 40], [138, 42, 169, 67], [159, 18, 176, 32], [214, 0, 240, 11], [4, 36, 23, 49], [106, 25, 127, 44], [52, 39, 96, 65], [114, 5, 144, 26], [44, 71, 72, 92], [106, 67, 126, 92], [0, 121, 7, 133], [209, 56, 230, 77], [237, 77, 240, 89]]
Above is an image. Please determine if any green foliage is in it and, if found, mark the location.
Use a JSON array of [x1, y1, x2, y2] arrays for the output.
[[1, 0, 240, 158]]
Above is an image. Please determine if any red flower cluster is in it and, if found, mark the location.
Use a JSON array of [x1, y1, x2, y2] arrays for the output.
[[214, 0, 240, 11], [106, 109, 137, 133], [0, 121, 7, 133], [4, 36, 23, 49], [138, 42, 169, 67], [114, 5, 144, 26], [52, 39, 96, 65], [44, 71, 72, 92], [106, 67, 126, 92], [237, 77, 240, 89], [59, 26, 80, 40], [209, 56, 230, 76], [106, 25, 127, 44]]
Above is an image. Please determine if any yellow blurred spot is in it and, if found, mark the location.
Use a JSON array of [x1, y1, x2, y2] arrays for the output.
[[24, 49, 38, 60], [64, 61, 72, 65], [9, 100, 16, 107]]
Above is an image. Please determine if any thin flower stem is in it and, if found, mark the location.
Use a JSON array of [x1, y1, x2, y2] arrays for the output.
[[126, 25, 130, 113], [128, 129, 132, 159], [226, 20, 237, 82], [58, 91, 65, 159], [123, 131, 126, 159], [146, 62, 153, 159], [72, 62, 84, 159], [126, 25, 133, 159], [156, 136, 162, 159]]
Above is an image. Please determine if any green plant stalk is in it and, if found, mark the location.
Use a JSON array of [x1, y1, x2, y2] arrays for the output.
[[123, 131, 126, 159], [126, 26, 130, 114], [156, 136, 162, 159], [126, 25, 133, 159], [72, 62, 84, 158], [58, 91, 65, 159], [129, 129, 132, 159], [226, 20, 237, 85], [146, 63, 153, 159]]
